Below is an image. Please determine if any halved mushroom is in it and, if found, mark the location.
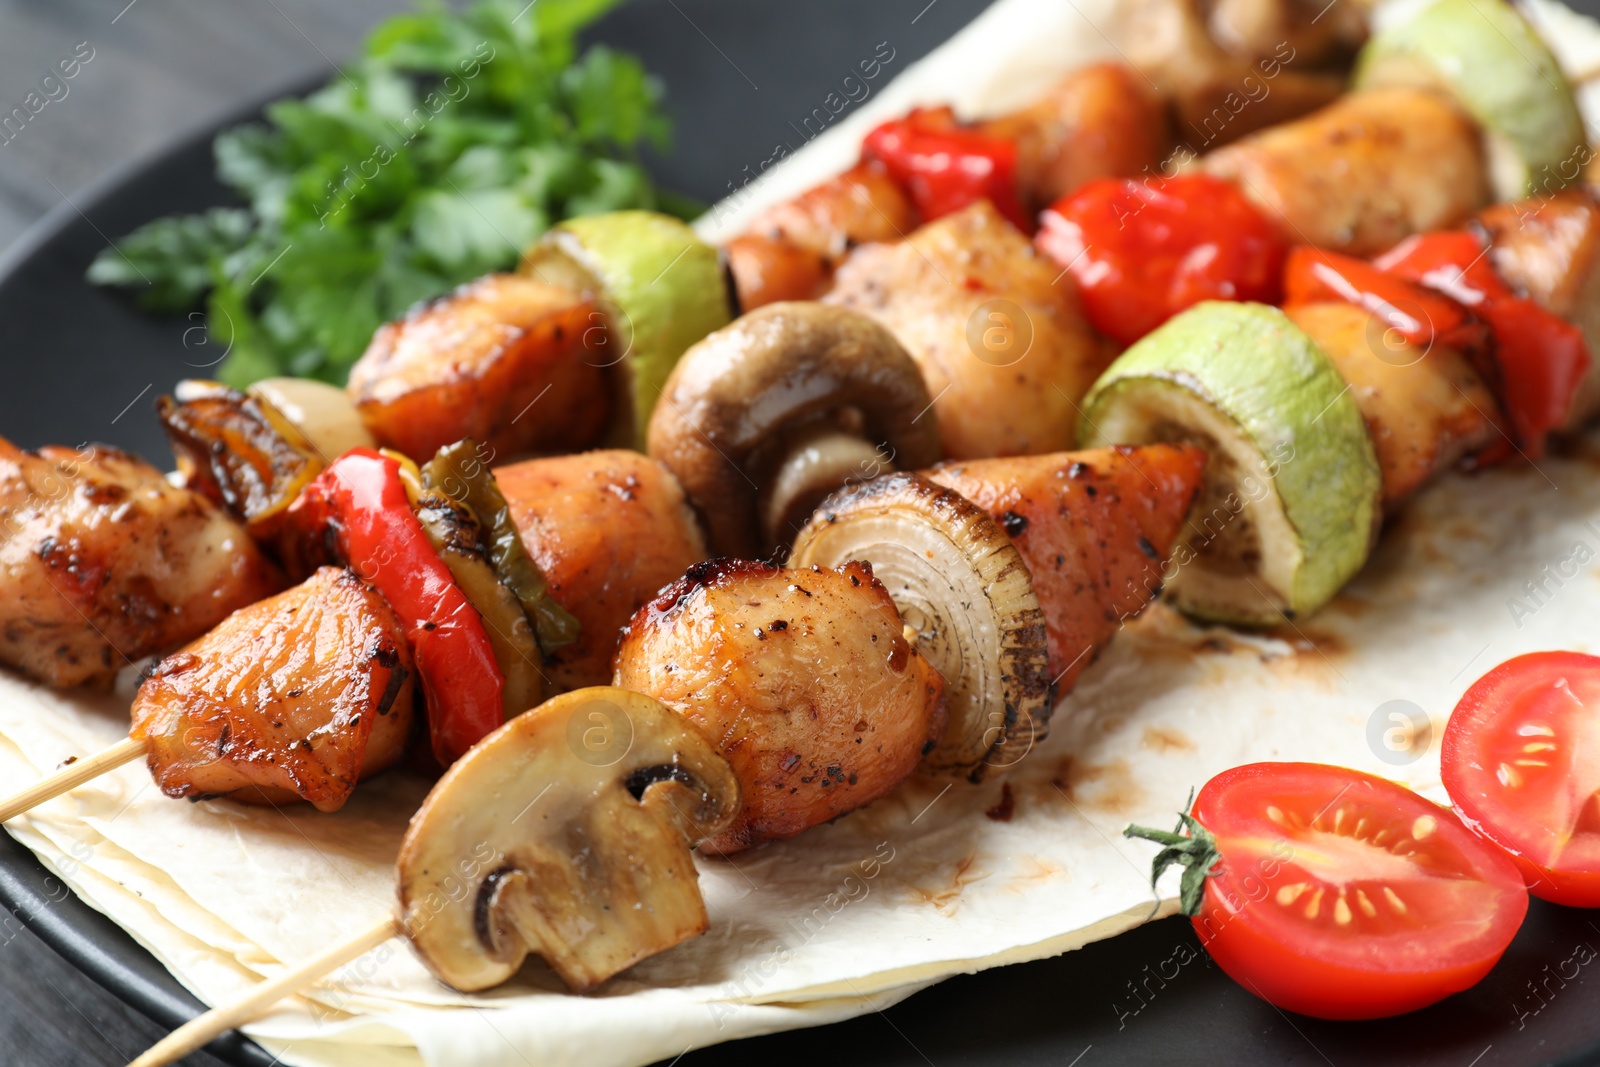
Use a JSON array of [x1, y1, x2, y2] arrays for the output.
[[397, 687, 738, 993], [647, 302, 940, 558], [789, 474, 1050, 781]]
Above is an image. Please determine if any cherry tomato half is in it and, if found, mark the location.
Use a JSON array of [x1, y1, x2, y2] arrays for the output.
[[1035, 174, 1287, 346], [1190, 762, 1528, 1019], [1443, 651, 1600, 906]]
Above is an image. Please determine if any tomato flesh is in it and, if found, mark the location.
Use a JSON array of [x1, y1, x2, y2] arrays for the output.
[[1034, 174, 1287, 346], [1191, 762, 1528, 1019], [1443, 651, 1600, 906]]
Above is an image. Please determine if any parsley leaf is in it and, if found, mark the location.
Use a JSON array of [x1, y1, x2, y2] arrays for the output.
[[88, 0, 686, 387]]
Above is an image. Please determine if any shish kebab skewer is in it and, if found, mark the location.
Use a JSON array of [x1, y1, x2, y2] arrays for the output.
[[17, 0, 1559, 670], [0, 437, 570, 821], [0, 304, 934, 817], [120, 448, 1205, 1062], [0, 302, 1203, 829]]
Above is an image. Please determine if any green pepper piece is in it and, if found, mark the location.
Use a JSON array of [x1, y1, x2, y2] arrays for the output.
[[422, 439, 581, 655]]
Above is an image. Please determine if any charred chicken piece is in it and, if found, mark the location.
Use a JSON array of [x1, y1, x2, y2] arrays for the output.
[[978, 62, 1172, 213], [614, 559, 946, 854], [1285, 303, 1500, 510], [347, 274, 610, 462], [130, 566, 414, 812], [1201, 88, 1488, 256], [398, 687, 738, 992], [0, 438, 284, 688], [723, 234, 830, 311], [746, 162, 920, 266], [1476, 188, 1600, 431], [495, 450, 706, 692], [827, 200, 1110, 459], [926, 445, 1206, 691]]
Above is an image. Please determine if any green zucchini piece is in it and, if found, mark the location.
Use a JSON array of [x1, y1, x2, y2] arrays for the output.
[[1078, 302, 1381, 626], [1356, 0, 1586, 200], [521, 212, 732, 449]]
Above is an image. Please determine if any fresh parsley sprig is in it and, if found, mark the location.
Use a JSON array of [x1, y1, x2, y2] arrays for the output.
[[88, 0, 689, 386]]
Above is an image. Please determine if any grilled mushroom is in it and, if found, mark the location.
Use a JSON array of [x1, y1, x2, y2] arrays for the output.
[[646, 302, 940, 558], [789, 473, 1050, 781], [397, 687, 738, 993]]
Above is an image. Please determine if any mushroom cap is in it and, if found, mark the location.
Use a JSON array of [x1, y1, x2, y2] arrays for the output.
[[647, 302, 941, 559], [789, 473, 1051, 781], [396, 687, 739, 993]]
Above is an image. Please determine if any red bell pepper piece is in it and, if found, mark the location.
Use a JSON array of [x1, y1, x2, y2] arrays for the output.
[[1036, 174, 1288, 346], [861, 107, 1029, 232], [290, 449, 505, 766], [1282, 247, 1488, 353], [1374, 232, 1590, 456]]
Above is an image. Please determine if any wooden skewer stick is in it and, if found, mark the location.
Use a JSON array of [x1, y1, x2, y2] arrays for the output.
[[0, 736, 146, 823], [127, 915, 402, 1067]]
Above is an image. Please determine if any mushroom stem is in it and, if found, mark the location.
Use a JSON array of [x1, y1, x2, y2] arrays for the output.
[[760, 426, 892, 550]]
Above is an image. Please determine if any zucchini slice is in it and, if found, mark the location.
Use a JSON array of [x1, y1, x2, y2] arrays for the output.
[[1078, 301, 1381, 626], [1356, 0, 1585, 200], [522, 211, 732, 449]]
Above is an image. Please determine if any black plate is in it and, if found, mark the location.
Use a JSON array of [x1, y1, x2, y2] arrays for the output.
[[5, 1, 1600, 1064]]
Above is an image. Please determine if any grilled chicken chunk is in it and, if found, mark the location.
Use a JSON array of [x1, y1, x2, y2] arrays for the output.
[[746, 162, 919, 265], [927, 444, 1206, 690], [0, 440, 283, 688], [1286, 302, 1500, 510], [1476, 188, 1600, 431], [131, 567, 414, 812], [615, 559, 946, 854], [1202, 88, 1488, 256], [496, 450, 705, 692], [724, 234, 829, 310], [827, 200, 1111, 458], [348, 274, 610, 461], [979, 63, 1171, 212]]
